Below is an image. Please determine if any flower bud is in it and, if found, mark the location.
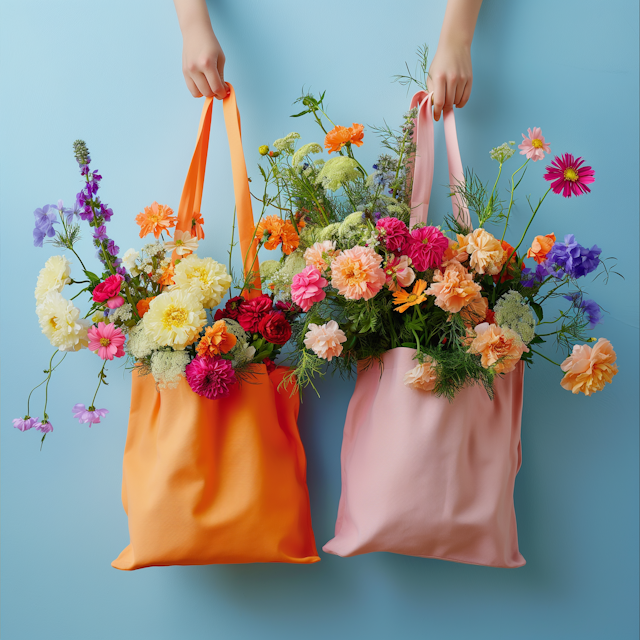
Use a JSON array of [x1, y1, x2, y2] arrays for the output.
[[258, 145, 269, 156], [269, 151, 280, 158]]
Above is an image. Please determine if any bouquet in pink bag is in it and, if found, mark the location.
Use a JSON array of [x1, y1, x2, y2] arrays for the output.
[[250, 49, 620, 566]]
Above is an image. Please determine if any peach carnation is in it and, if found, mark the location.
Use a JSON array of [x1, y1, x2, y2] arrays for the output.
[[303, 320, 347, 361], [560, 338, 617, 396], [460, 295, 488, 326], [425, 261, 482, 313], [526, 233, 556, 264], [304, 241, 339, 273], [443, 237, 468, 263], [461, 229, 505, 275], [467, 322, 528, 375], [330, 246, 386, 301], [403, 357, 437, 392]]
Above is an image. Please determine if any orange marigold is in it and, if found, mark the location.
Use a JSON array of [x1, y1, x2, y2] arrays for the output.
[[526, 233, 556, 264], [324, 123, 365, 153], [135, 201, 176, 239], [255, 215, 299, 255], [196, 320, 237, 358], [191, 211, 205, 240], [136, 296, 156, 318], [157, 262, 175, 287], [392, 279, 428, 313]]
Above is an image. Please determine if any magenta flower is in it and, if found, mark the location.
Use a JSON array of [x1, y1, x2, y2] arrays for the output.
[[518, 127, 551, 161], [291, 266, 328, 312], [13, 416, 38, 432], [406, 226, 449, 272], [185, 355, 237, 400], [544, 153, 595, 197], [34, 420, 53, 433], [87, 322, 126, 360], [72, 403, 109, 426], [376, 217, 410, 253]]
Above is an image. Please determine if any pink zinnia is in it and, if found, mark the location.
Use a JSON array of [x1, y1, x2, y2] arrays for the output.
[[544, 153, 595, 198], [518, 127, 551, 161], [406, 226, 449, 272], [376, 217, 410, 253], [92, 274, 125, 309], [185, 355, 237, 400], [87, 322, 126, 360], [291, 266, 328, 312], [330, 246, 386, 301]]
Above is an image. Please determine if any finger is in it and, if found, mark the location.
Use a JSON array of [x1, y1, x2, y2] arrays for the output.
[[191, 71, 214, 98], [432, 75, 446, 122], [453, 80, 466, 107], [204, 66, 226, 100], [218, 55, 230, 98], [443, 77, 457, 112], [457, 79, 473, 108], [183, 73, 203, 98]]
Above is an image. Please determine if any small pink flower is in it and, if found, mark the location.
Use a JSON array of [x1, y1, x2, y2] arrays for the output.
[[304, 320, 347, 361], [291, 265, 328, 312], [406, 226, 449, 272], [518, 127, 551, 161], [87, 322, 126, 360], [92, 274, 125, 309], [384, 254, 416, 291]]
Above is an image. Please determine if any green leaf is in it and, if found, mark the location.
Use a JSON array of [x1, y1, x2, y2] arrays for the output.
[[531, 302, 544, 323], [84, 270, 101, 284], [290, 110, 310, 118]]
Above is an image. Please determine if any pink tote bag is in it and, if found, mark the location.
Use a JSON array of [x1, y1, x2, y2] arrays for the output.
[[323, 92, 526, 568]]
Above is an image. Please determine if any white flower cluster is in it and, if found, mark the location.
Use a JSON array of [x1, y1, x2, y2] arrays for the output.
[[273, 132, 301, 154], [259, 251, 306, 299], [150, 350, 191, 389], [109, 303, 133, 327], [292, 142, 322, 168], [494, 290, 536, 343], [222, 319, 256, 367], [490, 142, 516, 163], [315, 157, 360, 192]]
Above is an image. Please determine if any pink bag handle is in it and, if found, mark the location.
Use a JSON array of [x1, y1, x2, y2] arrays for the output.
[[409, 90, 472, 229]]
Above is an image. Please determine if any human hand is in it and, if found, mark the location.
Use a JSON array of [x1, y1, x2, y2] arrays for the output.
[[181, 23, 227, 99], [427, 43, 473, 122]]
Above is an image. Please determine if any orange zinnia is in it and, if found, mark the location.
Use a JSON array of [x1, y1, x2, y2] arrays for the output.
[[157, 262, 175, 287], [136, 296, 156, 318], [191, 211, 205, 240], [135, 201, 177, 239], [255, 215, 300, 254], [324, 123, 365, 153], [392, 279, 428, 313], [196, 320, 237, 358]]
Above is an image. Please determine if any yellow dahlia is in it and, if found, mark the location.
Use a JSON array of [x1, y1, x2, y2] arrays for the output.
[[171, 254, 232, 309], [34, 255, 72, 305], [143, 289, 206, 350]]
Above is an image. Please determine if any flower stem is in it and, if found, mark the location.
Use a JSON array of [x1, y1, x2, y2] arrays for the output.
[[530, 348, 561, 367], [90, 362, 107, 409], [500, 159, 529, 242]]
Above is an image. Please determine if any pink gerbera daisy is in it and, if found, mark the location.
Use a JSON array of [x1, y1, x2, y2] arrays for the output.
[[544, 153, 595, 198], [518, 127, 551, 161], [87, 322, 126, 360]]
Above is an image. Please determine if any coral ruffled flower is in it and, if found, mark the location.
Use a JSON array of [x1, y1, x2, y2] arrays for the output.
[[426, 261, 482, 313], [197, 320, 237, 358], [518, 127, 551, 161], [136, 296, 156, 318], [544, 153, 595, 198], [460, 228, 505, 275], [185, 355, 237, 400], [393, 279, 428, 313], [384, 254, 416, 291], [135, 201, 176, 239], [291, 265, 328, 312], [87, 322, 126, 360], [404, 357, 438, 392], [324, 123, 364, 153], [330, 246, 386, 301], [304, 241, 339, 273], [560, 338, 617, 396], [442, 238, 468, 264], [467, 323, 528, 375], [255, 215, 300, 254], [164, 230, 199, 256], [376, 217, 410, 253], [406, 226, 449, 272], [304, 320, 347, 361], [237, 294, 273, 332], [92, 274, 125, 309], [191, 211, 205, 240], [526, 233, 556, 264]]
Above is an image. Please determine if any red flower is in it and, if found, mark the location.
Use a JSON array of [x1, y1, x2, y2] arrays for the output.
[[93, 274, 123, 305], [485, 308, 495, 324], [263, 358, 277, 374], [258, 311, 292, 345], [237, 295, 273, 332], [544, 153, 595, 198], [275, 300, 301, 316], [214, 295, 245, 321]]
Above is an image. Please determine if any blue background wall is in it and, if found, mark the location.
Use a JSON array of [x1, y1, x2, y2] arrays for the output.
[[1, 1, 638, 638]]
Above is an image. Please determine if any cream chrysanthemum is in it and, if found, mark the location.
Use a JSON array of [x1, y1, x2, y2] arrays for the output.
[[143, 289, 206, 350], [36, 291, 90, 352], [35, 255, 72, 305], [126, 320, 159, 360], [171, 254, 232, 308]]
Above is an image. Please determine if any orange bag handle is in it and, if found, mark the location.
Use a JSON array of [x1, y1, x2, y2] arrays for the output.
[[175, 84, 261, 298]]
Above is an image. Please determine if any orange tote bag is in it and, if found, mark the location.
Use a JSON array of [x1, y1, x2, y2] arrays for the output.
[[112, 87, 320, 570]]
